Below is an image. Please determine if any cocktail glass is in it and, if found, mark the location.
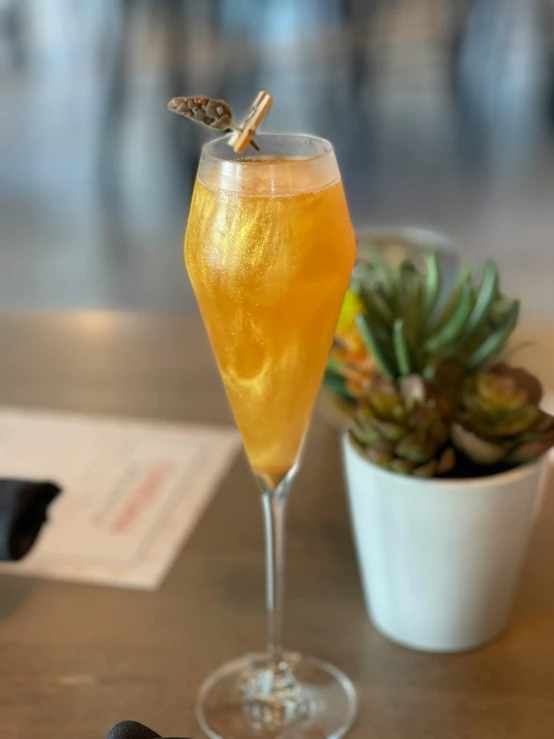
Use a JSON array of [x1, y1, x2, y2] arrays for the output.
[[185, 133, 357, 739]]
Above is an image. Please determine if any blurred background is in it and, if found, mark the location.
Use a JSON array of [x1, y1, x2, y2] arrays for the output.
[[0, 0, 553, 316]]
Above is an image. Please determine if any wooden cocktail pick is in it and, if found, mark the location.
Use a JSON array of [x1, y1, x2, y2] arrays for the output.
[[229, 90, 273, 153], [167, 91, 273, 153]]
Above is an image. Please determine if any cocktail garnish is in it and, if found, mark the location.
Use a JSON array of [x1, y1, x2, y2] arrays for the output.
[[167, 91, 273, 153]]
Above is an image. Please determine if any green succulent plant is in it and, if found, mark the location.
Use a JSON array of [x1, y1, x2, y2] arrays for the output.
[[452, 365, 554, 466], [338, 252, 554, 478], [350, 375, 456, 478], [355, 254, 520, 380]]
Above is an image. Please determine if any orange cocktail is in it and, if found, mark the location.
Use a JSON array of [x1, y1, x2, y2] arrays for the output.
[[186, 153, 355, 485], [185, 133, 358, 738]]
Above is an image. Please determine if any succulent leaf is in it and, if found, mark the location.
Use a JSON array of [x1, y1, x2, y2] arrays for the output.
[[465, 300, 520, 370], [464, 260, 499, 337], [452, 365, 554, 466], [425, 279, 474, 354], [428, 267, 472, 337], [356, 314, 396, 380], [393, 319, 412, 375], [421, 251, 441, 324], [350, 376, 455, 477], [451, 422, 506, 464]]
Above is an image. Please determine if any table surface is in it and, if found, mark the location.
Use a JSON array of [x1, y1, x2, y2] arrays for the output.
[[0, 312, 553, 739]]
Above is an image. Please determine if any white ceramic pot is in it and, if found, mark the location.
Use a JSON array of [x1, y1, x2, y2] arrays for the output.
[[342, 434, 547, 653]]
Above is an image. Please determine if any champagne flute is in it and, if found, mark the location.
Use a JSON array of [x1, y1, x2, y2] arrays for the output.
[[185, 133, 357, 739]]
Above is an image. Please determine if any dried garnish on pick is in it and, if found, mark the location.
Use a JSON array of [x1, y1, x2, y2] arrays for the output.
[[167, 97, 235, 132], [167, 91, 273, 153]]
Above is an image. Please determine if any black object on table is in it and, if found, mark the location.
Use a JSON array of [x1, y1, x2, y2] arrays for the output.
[[108, 720, 191, 739], [0, 479, 60, 561]]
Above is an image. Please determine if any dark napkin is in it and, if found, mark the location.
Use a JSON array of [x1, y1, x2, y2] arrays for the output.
[[107, 721, 191, 739], [0, 480, 61, 561]]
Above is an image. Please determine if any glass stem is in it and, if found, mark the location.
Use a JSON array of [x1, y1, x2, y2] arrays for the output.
[[260, 478, 291, 660]]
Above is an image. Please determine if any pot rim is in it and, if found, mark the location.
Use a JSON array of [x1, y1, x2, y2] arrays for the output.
[[355, 225, 456, 255], [343, 432, 545, 489]]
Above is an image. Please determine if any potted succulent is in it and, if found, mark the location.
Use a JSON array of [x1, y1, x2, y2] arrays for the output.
[[328, 253, 554, 652]]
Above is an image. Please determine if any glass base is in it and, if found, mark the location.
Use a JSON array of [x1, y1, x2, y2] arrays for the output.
[[196, 652, 357, 739]]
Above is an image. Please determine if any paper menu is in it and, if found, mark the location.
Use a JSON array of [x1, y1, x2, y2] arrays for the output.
[[0, 407, 240, 590]]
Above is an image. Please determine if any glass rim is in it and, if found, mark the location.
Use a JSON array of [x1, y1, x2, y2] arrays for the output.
[[201, 132, 334, 166]]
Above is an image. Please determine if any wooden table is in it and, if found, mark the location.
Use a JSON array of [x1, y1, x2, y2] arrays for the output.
[[0, 312, 553, 739]]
